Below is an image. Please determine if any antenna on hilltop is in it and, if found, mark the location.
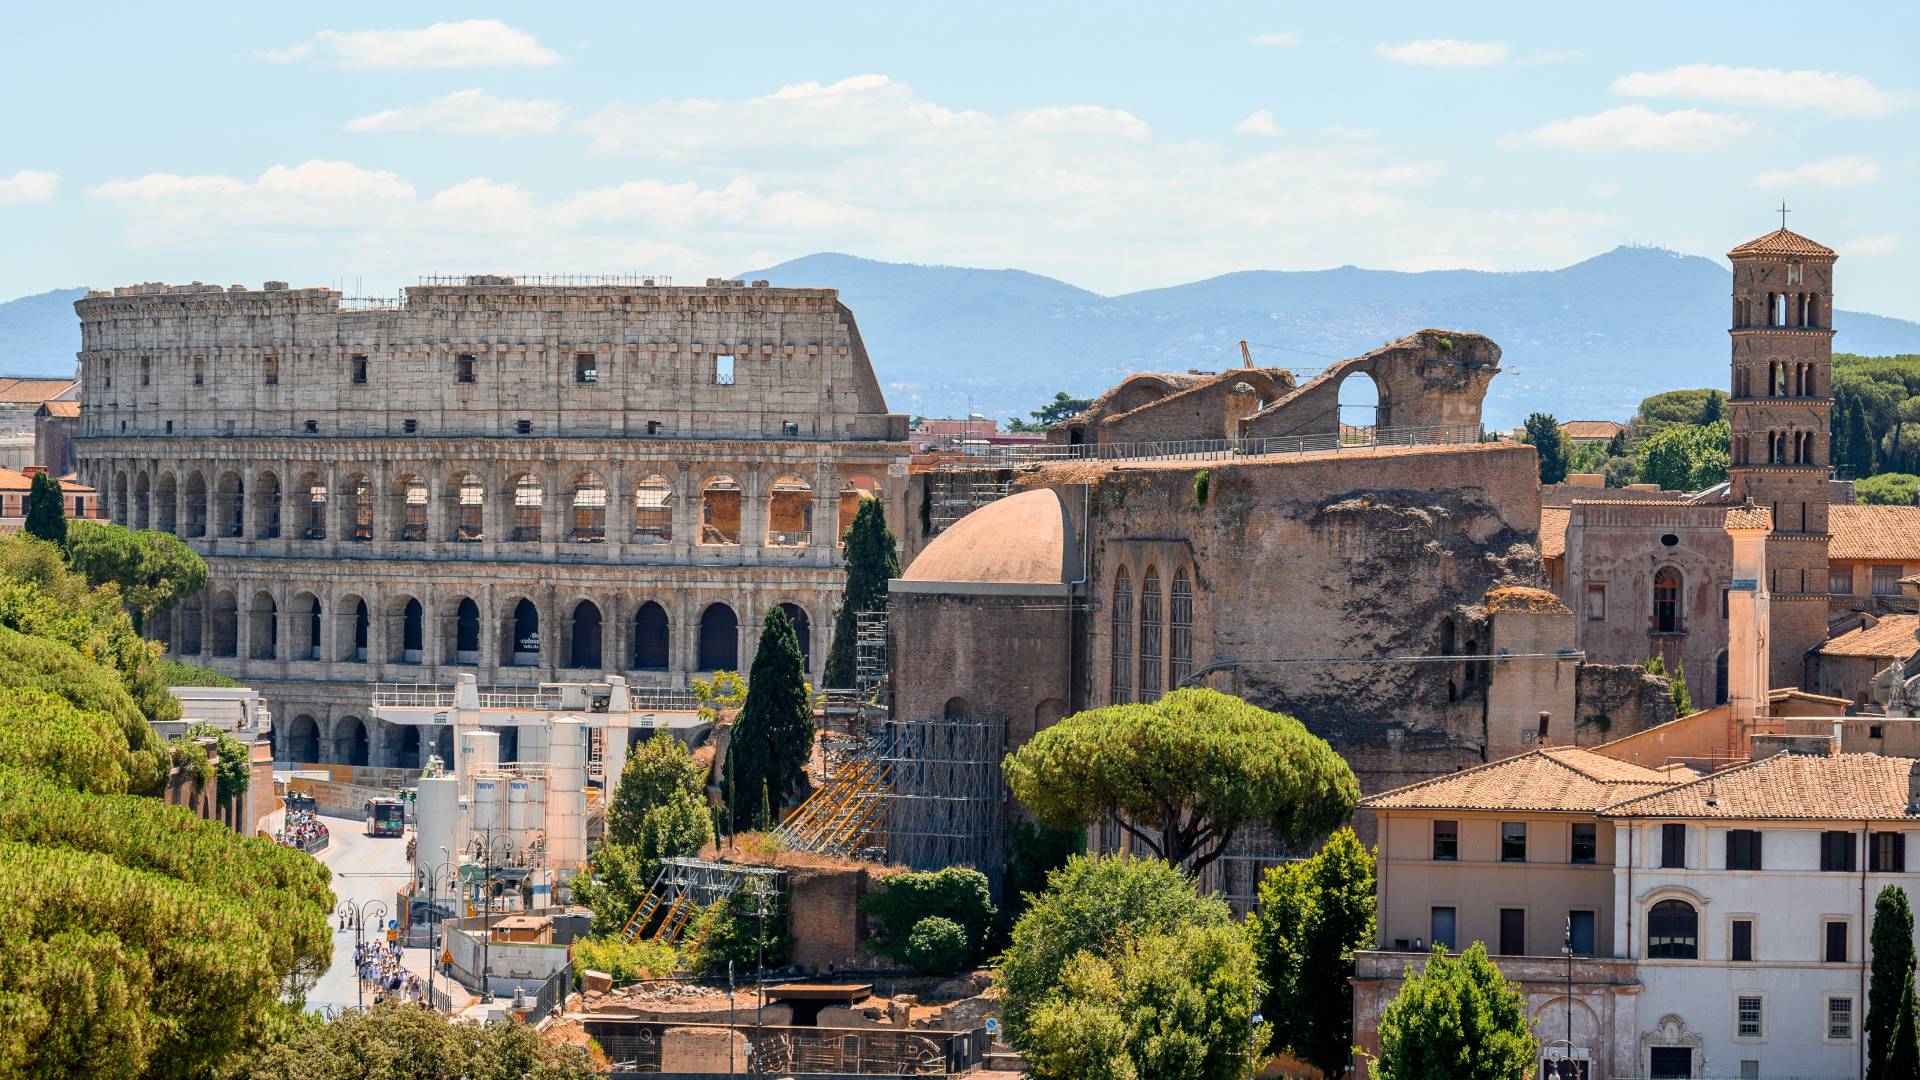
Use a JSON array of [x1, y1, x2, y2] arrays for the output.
[[1778, 200, 1790, 231]]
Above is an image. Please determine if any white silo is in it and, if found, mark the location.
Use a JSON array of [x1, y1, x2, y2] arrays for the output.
[[414, 775, 460, 876], [546, 718, 588, 870], [507, 777, 531, 836], [460, 729, 500, 781], [472, 777, 503, 834]]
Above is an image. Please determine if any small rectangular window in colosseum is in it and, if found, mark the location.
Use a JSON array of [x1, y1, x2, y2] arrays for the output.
[[304, 420, 318, 434], [714, 355, 735, 385], [783, 421, 800, 437], [193, 357, 204, 386], [140, 357, 150, 386], [457, 354, 476, 383], [516, 419, 532, 435], [102, 359, 111, 388], [352, 355, 368, 384], [263, 355, 278, 385], [403, 419, 418, 434], [575, 353, 598, 383]]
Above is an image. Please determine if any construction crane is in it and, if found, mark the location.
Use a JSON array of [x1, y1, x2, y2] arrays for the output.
[[1239, 339, 1253, 368]]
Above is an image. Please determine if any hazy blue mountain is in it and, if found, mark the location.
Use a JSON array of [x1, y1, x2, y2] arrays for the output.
[[7, 251, 1920, 429], [0, 287, 87, 377], [746, 248, 1920, 429]]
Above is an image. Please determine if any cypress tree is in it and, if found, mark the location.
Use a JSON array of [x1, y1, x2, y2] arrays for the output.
[[1870, 885, 1916, 1080], [724, 606, 814, 829], [1889, 978, 1920, 1080], [823, 497, 900, 689], [1522, 413, 1568, 485], [1854, 399, 1880, 475], [23, 472, 65, 545]]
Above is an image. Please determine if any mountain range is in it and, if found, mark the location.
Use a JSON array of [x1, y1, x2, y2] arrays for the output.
[[7, 247, 1918, 429]]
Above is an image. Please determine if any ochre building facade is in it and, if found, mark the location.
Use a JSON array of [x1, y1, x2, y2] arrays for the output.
[[72, 277, 909, 768]]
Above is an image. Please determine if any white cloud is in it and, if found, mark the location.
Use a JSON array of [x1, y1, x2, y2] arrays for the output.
[[346, 89, 567, 135], [261, 19, 560, 69], [0, 169, 59, 205], [1612, 64, 1907, 117], [1249, 32, 1299, 46], [1503, 105, 1752, 152], [1373, 39, 1509, 68], [1750, 155, 1880, 189], [84, 78, 1628, 295], [1235, 110, 1285, 137], [1841, 234, 1899, 257], [1517, 49, 1582, 65], [1591, 181, 1621, 198], [1320, 125, 1379, 141]]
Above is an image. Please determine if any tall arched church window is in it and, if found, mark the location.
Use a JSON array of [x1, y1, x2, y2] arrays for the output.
[[1139, 568, 1163, 701], [1110, 568, 1133, 705], [1169, 569, 1193, 688]]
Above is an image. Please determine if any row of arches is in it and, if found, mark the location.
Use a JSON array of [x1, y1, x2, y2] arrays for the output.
[[1109, 564, 1194, 705], [279, 713, 459, 769], [1732, 430, 1818, 466], [1735, 290, 1825, 330], [155, 592, 813, 674], [1735, 360, 1821, 400], [101, 463, 883, 549]]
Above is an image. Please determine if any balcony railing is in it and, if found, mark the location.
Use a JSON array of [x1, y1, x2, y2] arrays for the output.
[[957, 422, 1485, 469]]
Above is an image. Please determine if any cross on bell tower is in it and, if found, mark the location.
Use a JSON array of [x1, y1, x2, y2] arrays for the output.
[[1778, 201, 1790, 230]]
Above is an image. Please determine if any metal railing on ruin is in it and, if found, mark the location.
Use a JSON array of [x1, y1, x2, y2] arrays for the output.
[[370, 683, 702, 713], [953, 421, 1486, 469], [414, 273, 676, 288]]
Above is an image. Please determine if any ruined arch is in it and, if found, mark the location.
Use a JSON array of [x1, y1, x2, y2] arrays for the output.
[[505, 597, 540, 666], [449, 470, 485, 541], [393, 473, 429, 541], [253, 469, 282, 538], [697, 602, 738, 671], [1336, 370, 1386, 439], [183, 471, 208, 537], [345, 473, 374, 541], [443, 596, 481, 664], [248, 590, 277, 660], [632, 474, 673, 544], [334, 594, 370, 662], [632, 601, 670, 670], [699, 474, 742, 546], [208, 589, 237, 657], [332, 716, 369, 767], [215, 469, 245, 538], [509, 472, 543, 542], [291, 591, 322, 661], [284, 714, 320, 764], [569, 599, 604, 670], [837, 474, 881, 544], [297, 472, 327, 540], [155, 471, 178, 533]]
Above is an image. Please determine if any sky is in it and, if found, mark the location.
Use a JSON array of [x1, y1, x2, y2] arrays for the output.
[[2, 2, 1916, 317]]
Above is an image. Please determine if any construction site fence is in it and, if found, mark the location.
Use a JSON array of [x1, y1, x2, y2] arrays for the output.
[[951, 422, 1486, 468], [588, 1019, 991, 1076], [525, 963, 571, 1026]]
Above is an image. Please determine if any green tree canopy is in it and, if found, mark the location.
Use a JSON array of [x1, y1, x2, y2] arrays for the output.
[[63, 522, 208, 630], [1371, 944, 1538, 1080], [1004, 688, 1358, 872], [724, 607, 814, 829], [233, 1000, 599, 1079], [1635, 388, 1723, 434], [1639, 418, 1729, 492], [1023, 922, 1270, 1080], [606, 734, 706, 846], [1859, 474, 1920, 506], [1248, 828, 1377, 1079], [1870, 885, 1917, 1080], [1889, 978, 1920, 1080], [24, 471, 65, 545], [860, 865, 997, 965], [1008, 391, 1095, 432], [823, 497, 899, 689], [1521, 413, 1569, 484], [996, 852, 1230, 1046], [685, 878, 789, 975], [576, 735, 714, 934]]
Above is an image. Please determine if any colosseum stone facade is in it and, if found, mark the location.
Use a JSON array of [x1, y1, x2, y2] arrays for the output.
[[73, 276, 910, 769]]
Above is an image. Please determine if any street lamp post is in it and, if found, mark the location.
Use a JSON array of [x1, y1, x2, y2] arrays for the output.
[[468, 829, 515, 1003], [336, 896, 389, 1012], [418, 848, 457, 1012]]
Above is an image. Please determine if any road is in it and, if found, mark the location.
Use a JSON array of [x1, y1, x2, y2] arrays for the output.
[[301, 811, 414, 1014]]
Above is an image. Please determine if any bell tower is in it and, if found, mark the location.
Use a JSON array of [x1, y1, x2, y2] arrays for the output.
[[1725, 218, 1836, 690]]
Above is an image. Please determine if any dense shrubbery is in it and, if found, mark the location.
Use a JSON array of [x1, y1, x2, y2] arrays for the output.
[[232, 1001, 598, 1080], [157, 658, 244, 687], [570, 937, 678, 985], [685, 883, 790, 975], [860, 866, 997, 971], [902, 916, 971, 975]]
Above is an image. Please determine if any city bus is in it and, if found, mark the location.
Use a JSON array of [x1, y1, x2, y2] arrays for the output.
[[364, 797, 406, 838]]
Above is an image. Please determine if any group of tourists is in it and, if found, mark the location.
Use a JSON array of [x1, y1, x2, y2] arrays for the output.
[[355, 940, 425, 1005], [275, 809, 327, 848]]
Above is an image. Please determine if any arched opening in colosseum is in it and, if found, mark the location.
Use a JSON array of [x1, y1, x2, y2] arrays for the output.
[[299, 473, 327, 540], [347, 474, 374, 542], [333, 595, 367, 662], [443, 596, 481, 665], [700, 475, 742, 545], [174, 592, 202, 655], [394, 474, 428, 541], [633, 602, 669, 670], [132, 471, 150, 530], [284, 714, 319, 764], [570, 600, 603, 670], [767, 476, 812, 547], [184, 472, 207, 537], [1337, 371, 1386, 442], [511, 474, 544, 543], [208, 590, 237, 657], [837, 475, 881, 544], [292, 592, 322, 661], [570, 473, 607, 542], [778, 602, 812, 670], [254, 471, 281, 539], [507, 598, 541, 666], [333, 716, 368, 767], [632, 475, 673, 544], [147, 607, 173, 652], [156, 472, 178, 533], [112, 472, 128, 525], [388, 596, 424, 664], [392, 725, 420, 769], [450, 472, 485, 541], [697, 603, 738, 671], [248, 591, 277, 660], [351, 598, 370, 661], [216, 470, 245, 538], [944, 696, 971, 722]]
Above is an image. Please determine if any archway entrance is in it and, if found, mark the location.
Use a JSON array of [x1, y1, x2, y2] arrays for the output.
[[1337, 371, 1386, 442]]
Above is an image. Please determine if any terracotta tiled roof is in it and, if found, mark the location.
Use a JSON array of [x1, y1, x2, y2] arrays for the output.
[[1829, 505, 1920, 561], [0, 468, 34, 491], [1604, 753, 1920, 821], [1362, 748, 1677, 813], [37, 401, 79, 418], [0, 378, 77, 404], [1540, 507, 1569, 559], [1725, 505, 1772, 531], [1728, 228, 1837, 258], [1816, 615, 1920, 659], [1560, 420, 1625, 441]]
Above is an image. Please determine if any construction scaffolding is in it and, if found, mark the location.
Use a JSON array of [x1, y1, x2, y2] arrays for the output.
[[617, 857, 783, 946], [854, 609, 888, 696], [927, 467, 1012, 534], [772, 734, 892, 857], [875, 714, 1006, 882]]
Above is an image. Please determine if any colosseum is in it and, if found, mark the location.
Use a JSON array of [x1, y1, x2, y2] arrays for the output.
[[72, 275, 910, 769]]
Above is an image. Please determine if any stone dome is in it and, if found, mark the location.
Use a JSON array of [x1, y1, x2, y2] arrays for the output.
[[900, 488, 1076, 587]]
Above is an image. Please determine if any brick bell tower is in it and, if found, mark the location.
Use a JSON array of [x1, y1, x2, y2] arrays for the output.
[[1725, 217, 1837, 691]]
